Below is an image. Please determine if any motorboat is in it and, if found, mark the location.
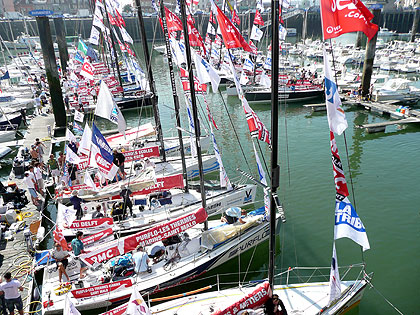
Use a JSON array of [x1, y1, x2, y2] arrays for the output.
[[374, 78, 420, 103]]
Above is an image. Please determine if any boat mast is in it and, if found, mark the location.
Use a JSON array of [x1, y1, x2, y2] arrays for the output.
[[103, 0, 125, 96], [180, 0, 208, 230], [159, 1, 189, 192], [135, 0, 166, 162], [268, 0, 280, 289]]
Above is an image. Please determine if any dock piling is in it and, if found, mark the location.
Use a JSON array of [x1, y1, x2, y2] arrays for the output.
[[53, 17, 69, 74], [36, 16, 67, 130], [411, 8, 419, 42]]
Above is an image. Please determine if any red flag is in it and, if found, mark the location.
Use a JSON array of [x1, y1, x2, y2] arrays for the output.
[[164, 7, 183, 34], [213, 4, 255, 54], [115, 10, 125, 27], [249, 40, 258, 53], [117, 39, 126, 51], [209, 11, 216, 24], [187, 19, 206, 54], [232, 10, 240, 25], [125, 43, 136, 56], [330, 131, 350, 198], [107, 12, 119, 26], [254, 9, 264, 26], [53, 226, 70, 251], [320, 0, 378, 41]]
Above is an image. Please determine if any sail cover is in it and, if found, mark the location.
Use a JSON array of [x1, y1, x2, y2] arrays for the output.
[[80, 207, 208, 266]]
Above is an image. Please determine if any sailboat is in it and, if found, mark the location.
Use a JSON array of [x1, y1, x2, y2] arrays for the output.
[[150, 1, 372, 314]]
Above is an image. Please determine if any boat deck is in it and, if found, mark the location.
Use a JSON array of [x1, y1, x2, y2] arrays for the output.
[[0, 113, 54, 313]]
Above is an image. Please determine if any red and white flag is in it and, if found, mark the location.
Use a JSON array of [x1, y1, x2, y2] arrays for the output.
[[320, 0, 378, 41], [254, 9, 264, 26], [211, 1, 256, 54], [80, 60, 95, 80], [53, 226, 70, 251]]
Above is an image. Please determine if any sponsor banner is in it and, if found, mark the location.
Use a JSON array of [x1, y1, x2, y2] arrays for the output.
[[82, 228, 114, 245], [71, 279, 132, 299], [81, 208, 207, 265], [98, 302, 128, 315], [123, 146, 160, 162], [124, 207, 207, 251], [70, 218, 114, 230], [212, 281, 271, 315], [131, 174, 184, 196]]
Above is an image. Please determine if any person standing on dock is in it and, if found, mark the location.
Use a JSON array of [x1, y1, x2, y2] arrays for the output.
[[29, 145, 39, 163], [58, 151, 65, 173], [33, 162, 45, 197], [47, 154, 60, 184], [23, 171, 40, 206], [0, 272, 24, 315]]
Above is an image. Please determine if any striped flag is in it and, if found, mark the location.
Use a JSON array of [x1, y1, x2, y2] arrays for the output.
[[329, 242, 341, 303]]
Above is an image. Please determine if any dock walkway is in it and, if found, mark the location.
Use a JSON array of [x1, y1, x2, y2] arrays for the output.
[[0, 113, 55, 313]]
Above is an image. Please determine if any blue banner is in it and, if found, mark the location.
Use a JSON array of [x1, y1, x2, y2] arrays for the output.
[[91, 123, 114, 164], [0, 71, 9, 80]]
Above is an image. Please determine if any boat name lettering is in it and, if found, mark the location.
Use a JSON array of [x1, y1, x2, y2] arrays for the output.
[[169, 214, 196, 229], [207, 202, 221, 211], [237, 288, 268, 312], [90, 249, 116, 264], [228, 229, 270, 258]]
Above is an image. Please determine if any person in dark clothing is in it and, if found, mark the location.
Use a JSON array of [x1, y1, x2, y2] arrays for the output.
[[264, 294, 287, 315], [119, 185, 133, 218], [20, 108, 27, 126], [113, 149, 126, 180], [68, 163, 77, 184], [64, 95, 70, 112], [70, 190, 85, 220]]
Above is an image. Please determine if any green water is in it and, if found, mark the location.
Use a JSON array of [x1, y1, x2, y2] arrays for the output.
[[1, 34, 419, 314]]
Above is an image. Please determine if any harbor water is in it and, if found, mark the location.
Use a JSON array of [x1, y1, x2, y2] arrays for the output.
[[0, 34, 419, 314]]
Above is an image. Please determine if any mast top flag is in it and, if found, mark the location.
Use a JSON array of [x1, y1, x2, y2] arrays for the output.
[[320, 0, 378, 41]]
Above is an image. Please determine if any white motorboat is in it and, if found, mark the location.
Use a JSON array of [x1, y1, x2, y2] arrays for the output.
[[374, 78, 420, 103]]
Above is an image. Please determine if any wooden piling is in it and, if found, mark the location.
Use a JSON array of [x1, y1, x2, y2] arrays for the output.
[[36, 16, 66, 130], [53, 17, 69, 74], [361, 9, 381, 97], [411, 8, 419, 42]]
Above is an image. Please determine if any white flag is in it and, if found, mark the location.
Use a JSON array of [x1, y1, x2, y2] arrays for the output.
[[66, 129, 77, 143], [74, 110, 84, 123], [89, 26, 100, 45], [243, 58, 254, 72], [58, 203, 77, 227], [334, 196, 370, 251], [83, 170, 97, 191], [65, 145, 81, 164], [80, 60, 95, 80], [323, 47, 348, 135], [65, 292, 81, 315], [126, 286, 151, 315], [207, 22, 216, 35], [119, 26, 133, 44], [210, 123, 231, 190], [250, 25, 264, 41], [240, 71, 249, 85], [95, 81, 126, 135], [280, 0, 290, 9], [329, 242, 342, 303], [259, 70, 271, 88], [78, 123, 92, 156], [279, 24, 288, 41], [193, 50, 221, 93]]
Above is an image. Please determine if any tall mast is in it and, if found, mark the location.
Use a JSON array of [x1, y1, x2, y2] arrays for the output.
[[135, 0, 166, 161], [103, 0, 124, 96], [180, 0, 208, 230], [268, 0, 280, 289], [159, 1, 189, 192]]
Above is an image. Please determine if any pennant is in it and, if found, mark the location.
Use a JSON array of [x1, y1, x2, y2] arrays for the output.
[[95, 81, 127, 135], [77, 39, 88, 55], [74, 110, 84, 123], [74, 52, 84, 64], [115, 9, 126, 27], [231, 10, 240, 25], [78, 123, 92, 156], [279, 24, 288, 41], [66, 145, 81, 164], [73, 121, 84, 135], [65, 294, 81, 315], [91, 123, 119, 180], [192, 49, 220, 92], [323, 48, 348, 135], [80, 60, 95, 80], [108, 12, 119, 26], [66, 129, 77, 143], [210, 1, 256, 54], [164, 6, 183, 33], [87, 46, 99, 62], [89, 26, 100, 45], [254, 10, 264, 26], [126, 287, 151, 315], [329, 242, 342, 303], [83, 170, 98, 191], [330, 132, 369, 251], [250, 25, 264, 41], [210, 118, 231, 190], [320, 0, 378, 41], [243, 58, 254, 72]]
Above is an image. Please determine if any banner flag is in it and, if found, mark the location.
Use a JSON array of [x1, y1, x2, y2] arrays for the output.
[[80, 60, 95, 80], [74, 110, 84, 123], [320, 0, 378, 41], [77, 39, 88, 55], [210, 122, 231, 190], [78, 123, 92, 156], [250, 25, 264, 41], [91, 123, 119, 180], [192, 49, 220, 92], [254, 9, 264, 26], [329, 242, 342, 303], [323, 47, 348, 135], [89, 26, 100, 45]]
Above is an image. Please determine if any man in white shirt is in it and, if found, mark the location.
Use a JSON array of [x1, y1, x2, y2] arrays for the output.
[[132, 245, 149, 275], [52, 243, 71, 283], [0, 272, 24, 315], [23, 171, 40, 206], [33, 162, 44, 197]]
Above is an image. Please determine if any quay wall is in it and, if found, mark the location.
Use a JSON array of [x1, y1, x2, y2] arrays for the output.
[[0, 10, 418, 42]]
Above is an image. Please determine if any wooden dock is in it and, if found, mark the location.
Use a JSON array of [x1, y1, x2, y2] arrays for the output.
[[341, 98, 420, 133], [0, 113, 55, 314], [303, 103, 327, 112]]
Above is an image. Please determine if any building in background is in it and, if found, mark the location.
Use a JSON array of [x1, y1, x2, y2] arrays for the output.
[[1, 0, 92, 16]]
